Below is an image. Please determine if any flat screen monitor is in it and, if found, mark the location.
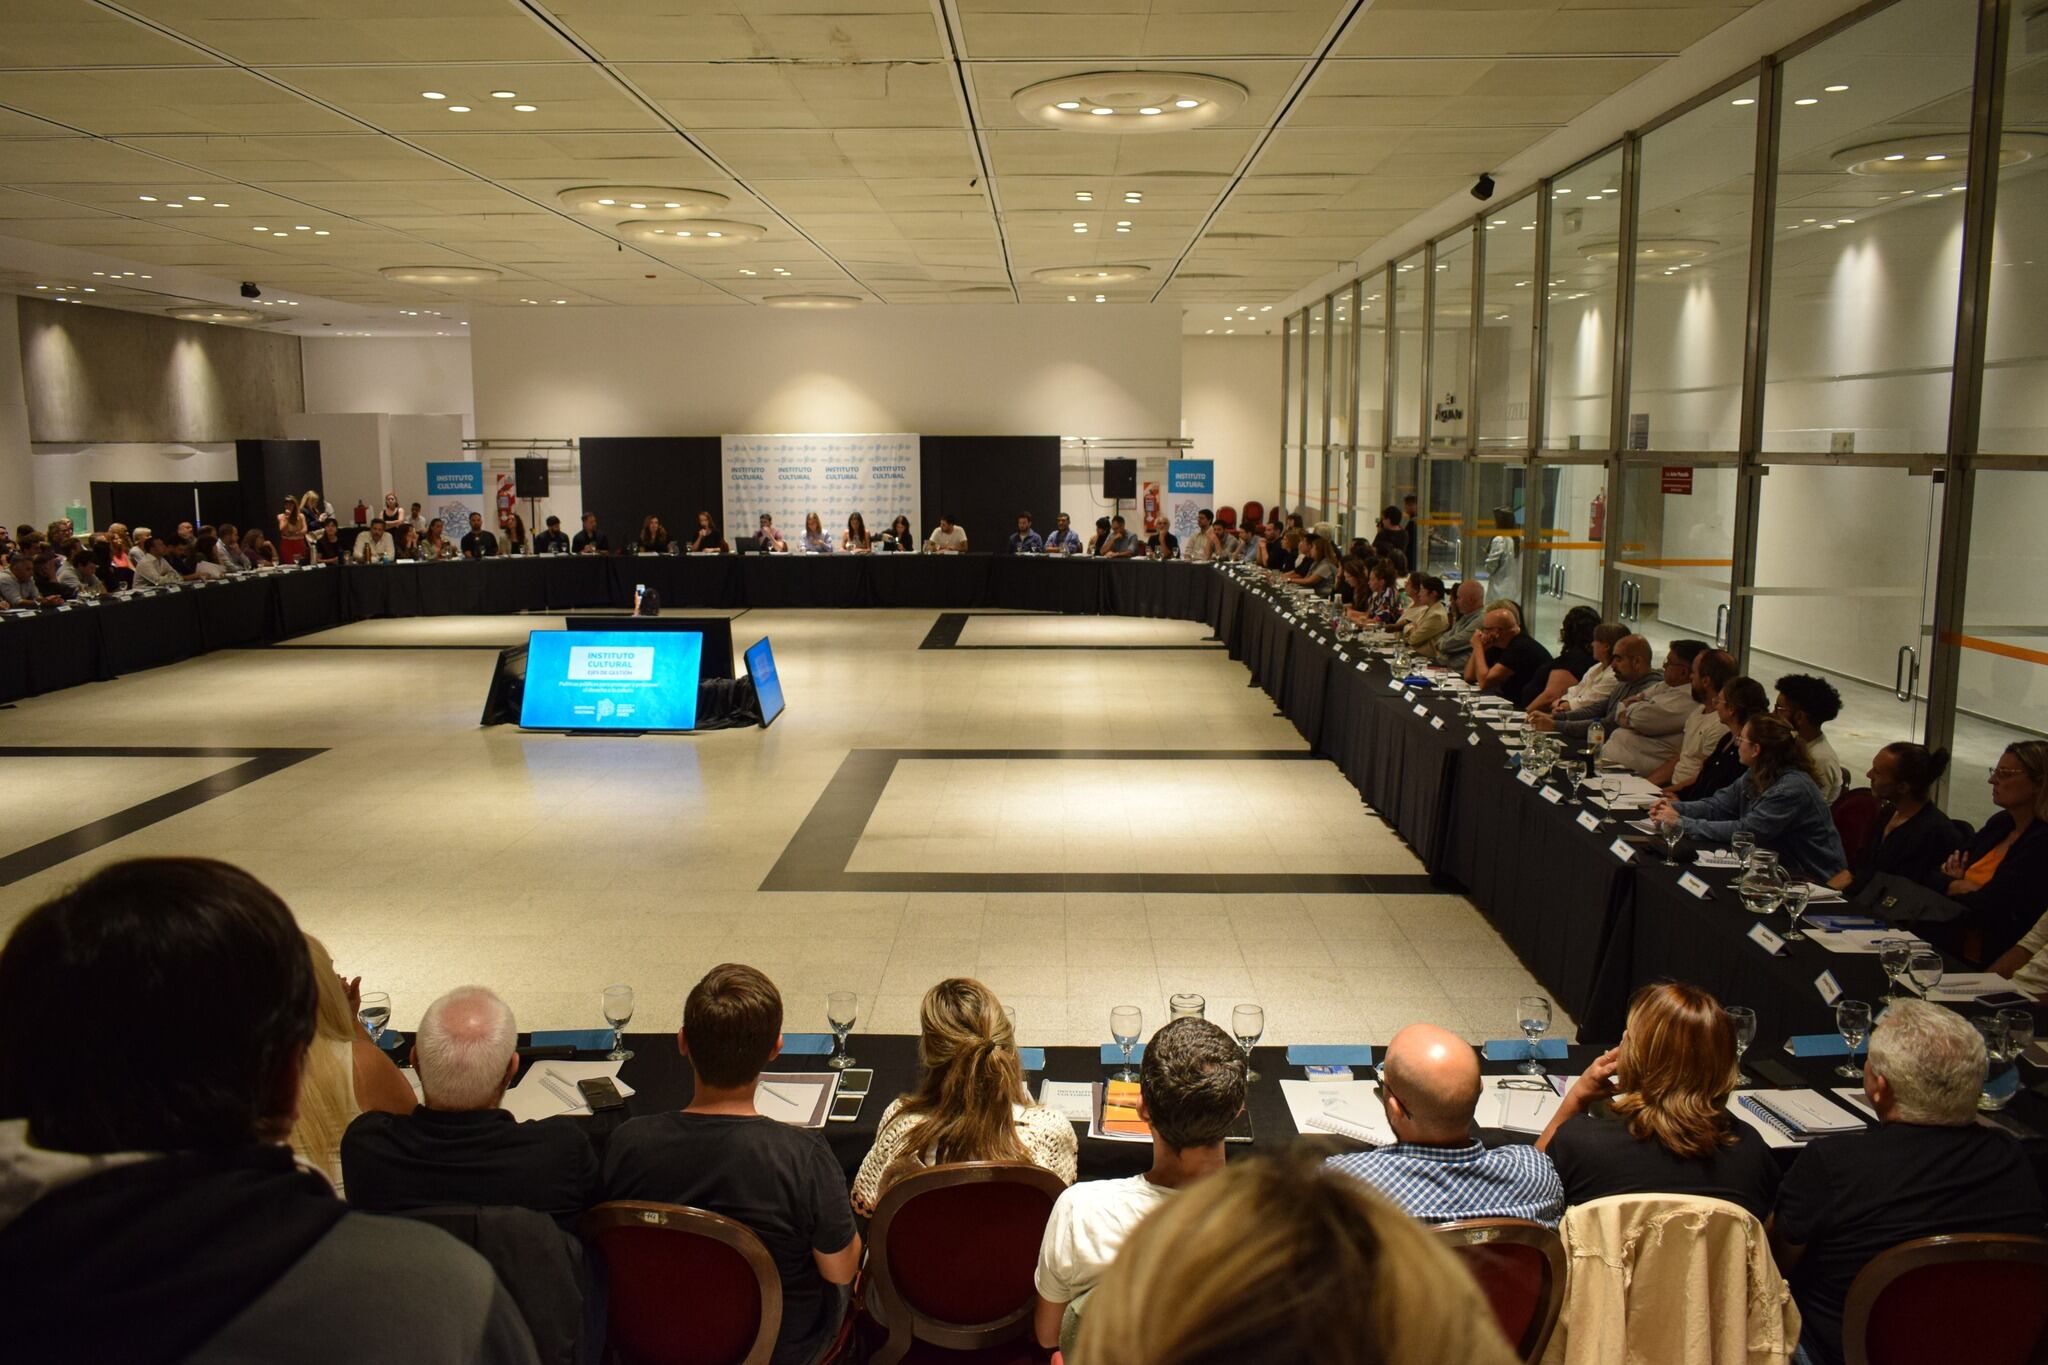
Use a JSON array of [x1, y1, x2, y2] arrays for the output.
[[564, 615, 734, 683], [745, 636, 784, 728], [519, 630, 702, 732]]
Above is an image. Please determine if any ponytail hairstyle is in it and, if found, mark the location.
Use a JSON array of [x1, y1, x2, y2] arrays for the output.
[[879, 978, 1030, 1193], [1882, 743, 1951, 802], [1745, 713, 1819, 796]]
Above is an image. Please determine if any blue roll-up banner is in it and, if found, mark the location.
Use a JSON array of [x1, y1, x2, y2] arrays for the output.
[[1166, 459, 1213, 543], [426, 462, 484, 498]]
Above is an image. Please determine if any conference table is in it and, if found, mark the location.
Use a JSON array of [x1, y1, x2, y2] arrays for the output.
[[7, 553, 2043, 1081]]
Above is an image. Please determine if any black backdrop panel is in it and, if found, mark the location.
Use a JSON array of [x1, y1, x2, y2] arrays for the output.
[[919, 436, 1060, 554], [235, 439, 323, 532], [88, 481, 244, 536], [579, 437, 722, 549]]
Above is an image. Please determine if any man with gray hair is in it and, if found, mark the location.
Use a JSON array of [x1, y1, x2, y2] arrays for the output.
[[341, 986, 598, 1227], [1769, 1000, 2043, 1365]]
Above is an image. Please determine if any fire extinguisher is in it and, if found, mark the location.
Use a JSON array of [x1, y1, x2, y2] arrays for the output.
[[353, 499, 368, 526], [1142, 483, 1160, 532], [1588, 490, 1606, 541]]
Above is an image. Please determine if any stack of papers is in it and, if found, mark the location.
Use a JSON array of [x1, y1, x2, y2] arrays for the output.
[[1482, 1076, 1566, 1135], [755, 1073, 840, 1128], [1694, 849, 1742, 868], [504, 1061, 636, 1122], [1811, 929, 1921, 955], [1924, 973, 2015, 1002], [1040, 1079, 1095, 1122], [1278, 1078, 1395, 1147], [1089, 1080, 1152, 1143]]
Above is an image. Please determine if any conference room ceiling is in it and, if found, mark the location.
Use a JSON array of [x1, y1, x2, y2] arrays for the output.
[[0, 0, 1765, 334]]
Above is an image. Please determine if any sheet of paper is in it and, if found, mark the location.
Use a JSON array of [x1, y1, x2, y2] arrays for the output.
[[1924, 973, 2013, 1002], [1694, 849, 1742, 868], [1482, 1076, 1565, 1134], [1278, 1078, 1394, 1144], [1040, 1079, 1095, 1122], [1810, 928, 1926, 955], [503, 1060, 633, 1122], [755, 1074, 836, 1127], [1729, 1089, 1865, 1149]]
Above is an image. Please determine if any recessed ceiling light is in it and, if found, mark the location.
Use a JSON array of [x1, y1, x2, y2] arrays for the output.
[[513, 105, 537, 113], [379, 266, 503, 285], [740, 269, 757, 275], [1076, 191, 1093, 201], [448, 105, 471, 112], [314, 229, 330, 235], [1925, 153, 1946, 161], [620, 218, 765, 247], [559, 186, 729, 218], [294, 225, 310, 230], [1884, 154, 1905, 161], [212, 202, 228, 208], [166, 201, 182, 207], [186, 194, 205, 201], [491, 90, 516, 99], [1732, 97, 1755, 106], [1794, 97, 1819, 106], [252, 225, 267, 231], [138, 195, 157, 202], [1175, 99, 1199, 109], [1032, 264, 1149, 286], [1116, 226, 1130, 232], [1056, 101, 1081, 110], [422, 91, 446, 100], [1016, 72, 1246, 131], [1090, 107, 1113, 115], [1824, 84, 1849, 93], [273, 230, 287, 236], [554, 299, 566, 304], [1139, 107, 1161, 115], [763, 294, 860, 309]]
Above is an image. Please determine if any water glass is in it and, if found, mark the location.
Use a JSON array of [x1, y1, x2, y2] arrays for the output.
[[1905, 948, 1945, 998], [1731, 830, 1757, 869], [357, 990, 393, 1049], [1726, 1005, 1757, 1084], [1169, 992, 1206, 1020], [1780, 881, 1813, 940], [602, 984, 635, 1062], [1517, 995, 1553, 1075], [1976, 1015, 2017, 1111], [1111, 1005, 1144, 1081], [1231, 1004, 1265, 1083], [1997, 1007, 2036, 1060], [1835, 1000, 1873, 1079], [1555, 759, 1585, 805], [1657, 819, 1686, 863], [1877, 939, 1913, 1005], [826, 991, 859, 1070]]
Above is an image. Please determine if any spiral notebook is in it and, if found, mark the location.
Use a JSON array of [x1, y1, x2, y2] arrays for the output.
[[1278, 1078, 1395, 1147], [1732, 1089, 1865, 1148]]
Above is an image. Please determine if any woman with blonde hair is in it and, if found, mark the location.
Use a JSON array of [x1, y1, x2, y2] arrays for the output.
[[1074, 1152, 1516, 1365], [851, 978, 1075, 1216], [1536, 981, 1778, 1219], [289, 935, 415, 1189]]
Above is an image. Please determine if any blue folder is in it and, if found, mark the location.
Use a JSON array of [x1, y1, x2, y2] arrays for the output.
[[1785, 1033, 1868, 1058], [1482, 1039, 1568, 1061], [529, 1028, 613, 1051], [1100, 1043, 1147, 1065], [1018, 1047, 1046, 1072], [780, 1033, 835, 1055], [1285, 1044, 1375, 1066]]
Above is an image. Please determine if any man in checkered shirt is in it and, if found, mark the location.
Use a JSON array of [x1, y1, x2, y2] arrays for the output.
[[1326, 1022, 1563, 1226]]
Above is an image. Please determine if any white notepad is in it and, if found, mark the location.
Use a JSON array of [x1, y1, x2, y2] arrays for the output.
[[1730, 1089, 1865, 1148], [1278, 1078, 1395, 1147]]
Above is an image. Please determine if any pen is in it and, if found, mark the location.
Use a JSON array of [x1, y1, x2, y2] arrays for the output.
[[539, 1069, 583, 1110]]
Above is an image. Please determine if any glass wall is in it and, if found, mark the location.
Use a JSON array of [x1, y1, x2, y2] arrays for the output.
[[1423, 455, 1466, 579], [1283, 312, 1303, 510], [1531, 458, 1607, 647], [1390, 250, 1425, 446], [1761, 0, 1979, 454], [1544, 147, 1624, 449], [1429, 228, 1473, 451], [1978, 10, 2048, 453], [1953, 469, 2048, 825], [1473, 461, 1526, 603], [1630, 78, 1758, 450], [1353, 282, 1387, 535], [1614, 460, 1738, 656], [1329, 289, 1355, 523], [1305, 301, 1325, 516], [1479, 194, 1538, 450]]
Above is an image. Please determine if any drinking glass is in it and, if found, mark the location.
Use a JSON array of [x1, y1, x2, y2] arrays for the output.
[[1598, 773, 1623, 816], [1780, 881, 1813, 941], [1111, 1005, 1143, 1081], [357, 990, 393, 1050], [1555, 759, 1585, 805], [1517, 995, 1553, 1075], [1835, 1000, 1873, 1079], [1731, 830, 1757, 869], [1231, 1004, 1265, 1083], [1877, 939, 1913, 1005], [1976, 1015, 2016, 1111], [826, 991, 859, 1070], [602, 984, 635, 1063], [1169, 993, 1206, 1021], [1997, 1007, 2036, 1060], [1726, 1006, 1758, 1085], [1657, 819, 1686, 864], [1906, 948, 1945, 997]]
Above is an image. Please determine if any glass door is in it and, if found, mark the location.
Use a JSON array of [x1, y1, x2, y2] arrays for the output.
[[1613, 460, 1738, 656], [1422, 455, 1467, 581], [1530, 457, 1606, 648], [1471, 460, 1526, 603], [1951, 468, 2048, 826]]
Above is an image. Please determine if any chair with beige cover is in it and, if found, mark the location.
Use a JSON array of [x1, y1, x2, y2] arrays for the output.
[[1542, 1193, 1799, 1365]]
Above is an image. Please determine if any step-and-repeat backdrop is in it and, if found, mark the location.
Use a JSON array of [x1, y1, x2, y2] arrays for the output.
[[720, 434, 920, 544]]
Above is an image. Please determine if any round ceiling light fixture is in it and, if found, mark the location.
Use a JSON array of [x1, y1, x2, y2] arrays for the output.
[[1013, 72, 1246, 132], [168, 307, 265, 324], [1833, 131, 2044, 175], [763, 294, 861, 309], [557, 185, 730, 218], [1578, 237, 1718, 263], [617, 218, 766, 246], [1030, 264, 1151, 286], [378, 266, 502, 285]]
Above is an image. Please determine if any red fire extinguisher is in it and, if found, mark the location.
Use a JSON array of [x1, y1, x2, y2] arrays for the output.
[[353, 499, 368, 526], [1588, 490, 1606, 542], [1142, 483, 1160, 532]]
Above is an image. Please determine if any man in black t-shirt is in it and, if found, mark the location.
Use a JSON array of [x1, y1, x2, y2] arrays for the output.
[[602, 964, 859, 1365], [1771, 1000, 2043, 1365], [533, 516, 571, 554], [1469, 607, 1552, 704], [571, 513, 609, 555], [460, 511, 499, 558]]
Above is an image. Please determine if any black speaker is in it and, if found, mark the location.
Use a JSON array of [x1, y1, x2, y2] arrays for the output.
[[1103, 458, 1137, 500], [514, 458, 550, 499]]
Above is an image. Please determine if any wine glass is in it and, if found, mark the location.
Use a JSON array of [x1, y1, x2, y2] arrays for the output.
[[1169, 993, 1206, 1020], [1975, 1015, 2016, 1111], [1555, 758, 1585, 805], [1517, 995, 1553, 1075], [826, 991, 859, 1070], [602, 984, 635, 1063], [357, 990, 393, 1050], [1111, 1006, 1144, 1081], [1231, 1004, 1265, 1084], [1835, 1000, 1873, 1079], [1780, 881, 1813, 941], [1726, 1005, 1758, 1085], [1731, 830, 1757, 869], [1906, 948, 1944, 998], [1657, 819, 1686, 864], [1598, 773, 1623, 818], [1877, 939, 1913, 1005]]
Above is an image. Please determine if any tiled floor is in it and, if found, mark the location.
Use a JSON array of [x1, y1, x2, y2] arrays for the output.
[[0, 609, 1575, 1048]]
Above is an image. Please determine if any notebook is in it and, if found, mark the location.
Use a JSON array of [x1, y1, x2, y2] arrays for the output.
[[1088, 1079, 1152, 1143], [1732, 1089, 1865, 1148], [1483, 1076, 1567, 1135], [1278, 1078, 1395, 1147]]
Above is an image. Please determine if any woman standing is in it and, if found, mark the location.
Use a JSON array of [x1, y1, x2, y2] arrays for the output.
[[276, 498, 309, 565]]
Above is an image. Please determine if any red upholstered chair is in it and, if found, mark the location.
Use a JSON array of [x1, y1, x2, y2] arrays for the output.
[[1216, 506, 1238, 529], [1435, 1219, 1566, 1363], [581, 1201, 782, 1365], [1241, 500, 1266, 529], [1832, 787, 1881, 869], [864, 1161, 1067, 1365], [1842, 1233, 2048, 1365]]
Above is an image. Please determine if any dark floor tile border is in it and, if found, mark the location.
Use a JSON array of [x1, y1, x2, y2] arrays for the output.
[[0, 745, 326, 887], [761, 748, 1436, 894], [919, 612, 1222, 651]]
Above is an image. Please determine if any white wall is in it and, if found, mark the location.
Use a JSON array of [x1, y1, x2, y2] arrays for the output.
[[1181, 336, 1281, 514], [28, 442, 237, 529], [284, 412, 387, 518], [300, 336, 474, 436], [0, 295, 34, 517]]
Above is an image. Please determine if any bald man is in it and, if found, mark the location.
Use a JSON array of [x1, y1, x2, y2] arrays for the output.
[[1466, 603, 1554, 705], [1429, 578, 1488, 667], [1324, 1023, 1563, 1226], [1539, 636, 1705, 777]]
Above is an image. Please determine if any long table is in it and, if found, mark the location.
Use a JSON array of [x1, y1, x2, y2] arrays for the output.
[[9, 556, 2043, 1078]]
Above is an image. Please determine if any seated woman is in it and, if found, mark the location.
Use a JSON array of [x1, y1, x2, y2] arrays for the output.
[[1926, 740, 2047, 964], [307, 524, 342, 566], [419, 518, 457, 561], [242, 528, 276, 567], [395, 524, 421, 560], [291, 935, 416, 1192], [851, 978, 1075, 1217], [881, 514, 914, 553], [1522, 604, 1601, 716], [800, 511, 834, 554], [1261, 526, 1299, 574], [1397, 575, 1450, 652], [1336, 558, 1371, 619], [841, 511, 872, 554], [1674, 676, 1769, 801], [1275, 535, 1337, 593], [1649, 714, 1845, 880], [634, 515, 673, 555], [1827, 743, 1964, 893], [688, 510, 724, 553], [189, 533, 229, 578], [503, 512, 531, 555], [1552, 620, 1629, 717], [1537, 981, 1778, 1221]]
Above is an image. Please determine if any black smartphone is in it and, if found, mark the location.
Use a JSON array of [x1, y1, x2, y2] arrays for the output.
[[829, 1094, 865, 1123], [837, 1068, 874, 1097], [577, 1076, 627, 1111]]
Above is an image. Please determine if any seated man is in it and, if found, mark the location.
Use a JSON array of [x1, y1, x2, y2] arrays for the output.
[[1772, 1000, 2043, 1365], [1043, 511, 1083, 555], [341, 986, 598, 1228], [1143, 521, 1178, 559], [1648, 648, 1736, 790], [460, 511, 499, 559], [1, 551, 58, 607], [1009, 512, 1043, 555], [1327, 1023, 1562, 1226], [1775, 673, 1846, 802], [1430, 579, 1487, 668], [1541, 636, 1701, 777], [1033, 1017, 1246, 1349], [533, 516, 570, 554], [1466, 606, 1553, 705], [1183, 508, 1217, 563], [603, 965, 858, 1365], [923, 514, 969, 554], [354, 520, 397, 564], [0, 858, 537, 1364], [572, 512, 610, 555], [1096, 515, 1140, 560], [130, 534, 185, 586]]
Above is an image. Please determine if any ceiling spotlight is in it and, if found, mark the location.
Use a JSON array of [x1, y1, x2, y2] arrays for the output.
[[1471, 172, 1496, 202], [1056, 101, 1081, 110], [1139, 107, 1161, 116], [1824, 84, 1849, 92], [315, 229, 330, 235], [1174, 99, 1199, 109], [513, 105, 536, 112], [422, 91, 445, 100], [622, 218, 766, 246], [1793, 97, 1818, 106], [448, 105, 471, 112], [1090, 107, 1114, 115], [186, 194, 205, 201], [1731, 97, 1755, 106], [138, 195, 157, 202], [490, 90, 516, 99], [168, 307, 264, 324], [1032, 264, 1149, 286], [212, 202, 228, 207]]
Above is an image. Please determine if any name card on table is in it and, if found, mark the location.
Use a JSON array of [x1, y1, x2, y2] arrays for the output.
[[1403, 690, 1416, 702], [1678, 872, 1713, 899], [1815, 971, 1845, 1006], [1577, 811, 1602, 832], [1431, 716, 1446, 731], [1518, 770, 1538, 788], [1748, 923, 1786, 956], [1610, 838, 1637, 864], [1358, 661, 1370, 672], [1339, 652, 1350, 662], [1540, 786, 1563, 805], [1018, 1047, 1046, 1072], [1388, 677, 1404, 691], [1468, 731, 1482, 747], [1413, 703, 1429, 718]]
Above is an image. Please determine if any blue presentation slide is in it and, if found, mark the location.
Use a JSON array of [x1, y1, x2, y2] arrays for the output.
[[520, 630, 702, 731], [746, 637, 785, 728]]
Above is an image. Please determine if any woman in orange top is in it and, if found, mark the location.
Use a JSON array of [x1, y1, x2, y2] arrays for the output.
[[1929, 740, 2048, 964]]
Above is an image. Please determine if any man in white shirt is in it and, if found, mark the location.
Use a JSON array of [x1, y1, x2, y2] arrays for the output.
[[131, 536, 184, 587], [1032, 1018, 1245, 1349], [1183, 509, 1217, 563], [923, 515, 969, 554], [355, 521, 397, 563], [1775, 672, 1846, 803], [1650, 648, 1736, 791]]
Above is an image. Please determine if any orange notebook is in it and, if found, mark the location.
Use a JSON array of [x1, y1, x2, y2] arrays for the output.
[[1093, 1079, 1152, 1141]]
